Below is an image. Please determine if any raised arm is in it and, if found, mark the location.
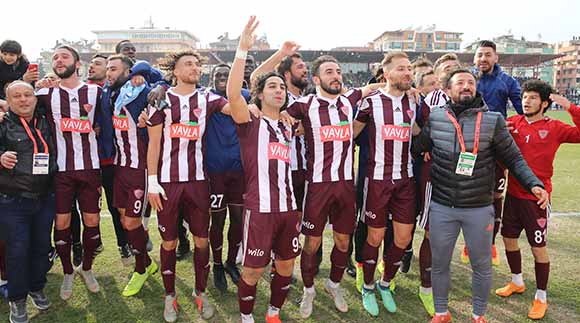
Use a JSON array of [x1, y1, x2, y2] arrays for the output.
[[250, 41, 301, 85], [226, 16, 261, 124]]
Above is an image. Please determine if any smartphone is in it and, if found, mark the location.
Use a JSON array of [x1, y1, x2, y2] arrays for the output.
[[28, 63, 39, 72]]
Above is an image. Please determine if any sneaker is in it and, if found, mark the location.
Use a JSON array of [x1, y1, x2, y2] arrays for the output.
[[491, 245, 500, 267], [224, 262, 241, 285], [419, 287, 435, 317], [472, 316, 488, 323], [76, 267, 100, 293], [355, 263, 364, 293], [60, 273, 75, 300], [146, 260, 159, 275], [213, 264, 228, 292], [28, 290, 50, 310], [377, 282, 396, 313], [193, 291, 215, 319], [9, 299, 28, 323], [265, 313, 282, 323], [163, 294, 178, 323], [461, 246, 470, 264], [324, 279, 348, 313], [122, 271, 150, 297], [299, 287, 316, 318], [400, 250, 413, 274], [346, 259, 356, 278], [119, 244, 134, 267], [495, 281, 525, 297], [175, 241, 191, 261], [528, 299, 548, 320], [431, 311, 452, 323], [241, 313, 255, 323], [72, 242, 83, 267], [361, 287, 379, 317]]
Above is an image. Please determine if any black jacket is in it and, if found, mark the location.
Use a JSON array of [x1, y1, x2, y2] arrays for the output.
[[0, 110, 56, 198], [0, 57, 29, 99], [415, 96, 543, 208]]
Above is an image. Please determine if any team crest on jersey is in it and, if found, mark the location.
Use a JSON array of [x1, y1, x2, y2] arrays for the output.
[[339, 105, 350, 116], [193, 108, 201, 118], [406, 110, 414, 119], [284, 130, 292, 142], [538, 130, 549, 139], [83, 104, 93, 113], [134, 189, 144, 199], [537, 218, 547, 228]]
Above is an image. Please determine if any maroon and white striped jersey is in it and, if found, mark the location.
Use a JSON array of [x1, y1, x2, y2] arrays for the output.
[[286, 89, 362, 183], [113, 106, 147, 169], [36, 83, 101, 172], [148, 88, 227, 183], [288, 92, 306, 171], [355, 89, 416, 180], [420, 89, 448, 123], [237, 114, 297, 213]]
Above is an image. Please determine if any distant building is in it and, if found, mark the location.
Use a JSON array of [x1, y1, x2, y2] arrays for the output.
[[372, 25, 462, 52], [553, 37, 580, 97], [209, 32, 270, 51], [465, 34, 555, 84], [92, 17, 199, 53]]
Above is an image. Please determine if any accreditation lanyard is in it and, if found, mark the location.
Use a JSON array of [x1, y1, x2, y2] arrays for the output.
[[446, 111, 482, 176], [20, 117, 50, 175]]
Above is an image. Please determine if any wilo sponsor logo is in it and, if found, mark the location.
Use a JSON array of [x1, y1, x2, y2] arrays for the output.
[[320, 121, 351, 142], [170, 122, 200, 140], [365, 210, 377, 220], [268, 142, 290, 163], [113, 115, 129, 131], [382, 124, 410, 142], [60, 117, 92, 133], [247, 248, 265, 257], [302, 221, 315, 230]]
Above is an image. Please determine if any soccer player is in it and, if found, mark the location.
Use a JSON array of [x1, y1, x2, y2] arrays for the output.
[[496, 80, 580, 320], [147, 49, 227, 322], [228, 16, 301, 323], [466, 40, 524, 266], [352, 52, 417, 316], [36, 45, 103, 301], [281, 54, 382, 318], [205, 63, 250, 291], [414, 53, 461, 316], [101, 54, 158, 296]]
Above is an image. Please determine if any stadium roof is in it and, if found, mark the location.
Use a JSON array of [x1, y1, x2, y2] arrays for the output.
[[79, 50, 563, 68]]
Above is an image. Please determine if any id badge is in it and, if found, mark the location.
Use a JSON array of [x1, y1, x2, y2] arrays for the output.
[[455, 152, 477, 176], [32, 153, 49, 175]]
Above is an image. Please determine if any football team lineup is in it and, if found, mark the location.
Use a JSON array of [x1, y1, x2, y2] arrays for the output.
[[0, 15, 579, 323]]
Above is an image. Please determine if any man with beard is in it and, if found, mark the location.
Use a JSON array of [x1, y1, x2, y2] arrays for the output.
[[414, 68, 548, 323], [281, 55, 382, 318], [147, 50, 232, 322], [465, 40, 523, 267], [35, 45, 103, 301], [205, 63, 250, 291], [87, 54, 107, 87], [98, 54, 158, 297], [495, 80, 580, 320], [351, 52, 417, 316]]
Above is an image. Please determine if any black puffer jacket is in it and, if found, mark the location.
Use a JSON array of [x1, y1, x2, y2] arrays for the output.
[[0, 110, 56, 198], [415, 96, 543, 208]]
